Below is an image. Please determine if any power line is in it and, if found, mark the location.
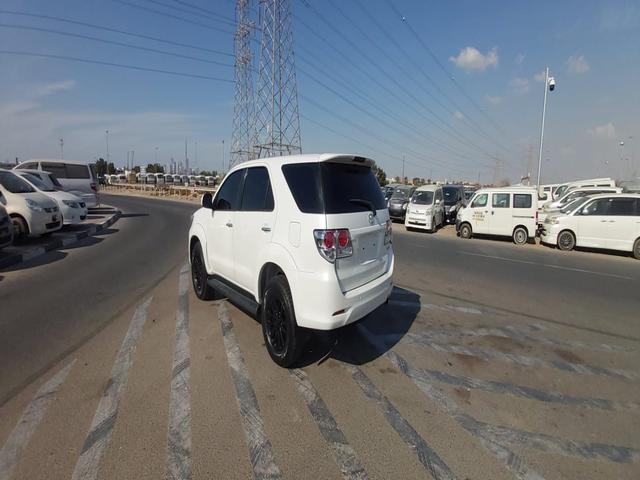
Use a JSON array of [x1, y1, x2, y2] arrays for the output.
[[142, 0, 236, 27], [383, 0, 511, 138], [0, 50, 234, 82], [109, 0, 234, 34], [295, 3, 504, 164], [171, 0, 236, 23], [0, 10, 234, 57], [0, 23, 235, 68], [351, 0, 514, 156]]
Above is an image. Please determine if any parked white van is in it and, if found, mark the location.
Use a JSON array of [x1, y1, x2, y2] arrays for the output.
[[541, 194, 640, 259], [538, 186, 622, 224], [14, 159, 99, 208], [550, 178, 616, 203], [456, 186, 537, 245], [404, 185, 444, 233]]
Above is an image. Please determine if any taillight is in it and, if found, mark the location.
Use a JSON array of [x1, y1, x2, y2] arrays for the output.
[[313, 229, 352, 263], [535, 211, 539, 223], [384, 219, 392, 245], [90, 182, 98, 192]]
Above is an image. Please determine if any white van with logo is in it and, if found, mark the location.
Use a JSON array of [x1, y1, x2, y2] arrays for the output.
[[456, 186, 537, 245], [404, 185, 444, 233]]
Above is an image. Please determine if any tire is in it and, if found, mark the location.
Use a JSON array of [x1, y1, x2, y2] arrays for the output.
[[11, 216, 28, 243], [261, 275, 304, 368], [633, 238, 640, 260], [190, 242, 215, 300], [512, 226, 528, 245], [557, 230, 576, 251], [459, 223, 472, 239]]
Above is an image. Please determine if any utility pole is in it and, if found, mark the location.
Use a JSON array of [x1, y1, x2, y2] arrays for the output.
[[402, 155, 405, 183], [154, 146, 158, 165], [254, 0, 302, 158], [105, 130, 110, 165], [184, 139, 189, 175], [536, 67, 555, 187], [222, 139, 225, 173], [59, 137, 64, 160]]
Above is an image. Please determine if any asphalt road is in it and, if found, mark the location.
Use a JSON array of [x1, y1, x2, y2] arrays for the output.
[[1, 194, 638, 480]]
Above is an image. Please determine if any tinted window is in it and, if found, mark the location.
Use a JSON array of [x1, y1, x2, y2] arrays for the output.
[[89, 164, 97, 180], [435, 189, 442, 201], [443, 186, 462, 205], [282, 162, 385, 214], [608, 198, 636, 216], [581, 198, 610, 216], [241, 167, 274, 212], [390, 187, 413, 200], [411, 191, 434, 205], [66, 164, 90, 179], [514, 194, 532, 208], [42, 163, 68, 178], [21, 173, 55, 191], [281, 163, 323, 213], [0, 172, 35, 193], [471, 193, 487, 208], [492, 193, 510, 208], [215, 169, 245, 210], [20, 162, 37, 169]]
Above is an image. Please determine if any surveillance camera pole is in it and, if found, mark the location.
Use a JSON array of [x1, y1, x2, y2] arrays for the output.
[[536, 67, 550, 188]]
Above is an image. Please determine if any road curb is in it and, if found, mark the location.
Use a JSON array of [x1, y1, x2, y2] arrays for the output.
[[0, 210, 122, 271]]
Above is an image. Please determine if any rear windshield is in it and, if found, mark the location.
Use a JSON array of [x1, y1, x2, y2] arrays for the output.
[[390, 188, 412, 200], [411, 191, 434, 205], [282, 162, 386, 214]]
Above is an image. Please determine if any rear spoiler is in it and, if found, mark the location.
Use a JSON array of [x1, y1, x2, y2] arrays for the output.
[[319, 154, 374, 168]]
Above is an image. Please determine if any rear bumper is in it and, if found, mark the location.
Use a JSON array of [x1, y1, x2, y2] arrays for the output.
[[293, 250, 394, 331]]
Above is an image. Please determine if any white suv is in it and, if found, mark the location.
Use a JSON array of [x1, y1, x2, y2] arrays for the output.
[[188, 154, 394, 366]]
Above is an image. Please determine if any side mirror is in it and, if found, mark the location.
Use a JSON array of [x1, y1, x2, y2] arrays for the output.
[[435, 199, 440, 205], [202, 192, 214, 209]]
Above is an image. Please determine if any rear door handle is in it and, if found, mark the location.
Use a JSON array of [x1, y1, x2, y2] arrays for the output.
[[261, 226, 271, 232], [225, 222, 233, 228]]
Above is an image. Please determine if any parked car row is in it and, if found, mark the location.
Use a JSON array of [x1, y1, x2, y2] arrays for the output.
[[0, 160, 98, 249], [106, 173, 217, 187]]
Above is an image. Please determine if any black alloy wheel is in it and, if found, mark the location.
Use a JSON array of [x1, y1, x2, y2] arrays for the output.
[[191, 242, 214, 300]]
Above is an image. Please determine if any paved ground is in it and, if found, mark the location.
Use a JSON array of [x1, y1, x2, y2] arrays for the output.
[[0, 193, 638, 480]]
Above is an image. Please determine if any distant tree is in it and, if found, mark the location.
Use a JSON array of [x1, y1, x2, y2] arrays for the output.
[[371, 162, 387, 186], [107, 162, 116, 175], [496, 178, 510, 187], [95, 158, 107, 176], [133, 165, 141, 174], [146, 163, 165, 174], [199, 170, 218, 177]]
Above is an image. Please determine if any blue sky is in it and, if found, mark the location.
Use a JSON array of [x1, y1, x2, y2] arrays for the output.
[[1, 0, 638, 183]]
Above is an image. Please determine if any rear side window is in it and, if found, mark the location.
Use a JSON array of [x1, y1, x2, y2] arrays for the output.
[[42, 162, 67, 178], [492, 193, 510, 208], [215, 169, 245, 210], [514, 194, 532, 208], [66, 164, 90, 179], [89, 164, 97, 180], [20, 162, 37, 169], [608, 198, 636, 216], [241, 167, 274, 212], [282, 162, 385, 214]]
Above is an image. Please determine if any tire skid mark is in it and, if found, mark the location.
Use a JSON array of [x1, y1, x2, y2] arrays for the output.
[[0, 360, 76, 480], [71, 296, 152, 480], [165, 264, 192, 480], [357, 324, 545, 480], [405, 333, 640, 382], [289, 368, 368, 480], [413, 365, 639, 412], [218, 301, 282, 480], [346, 366, 458, 480]]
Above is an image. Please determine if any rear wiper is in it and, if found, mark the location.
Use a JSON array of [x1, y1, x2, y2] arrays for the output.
[[349, 198, 376, 216]]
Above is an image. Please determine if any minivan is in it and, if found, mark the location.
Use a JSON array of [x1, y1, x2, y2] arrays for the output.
[[442, 184, 465, 224], [457, 186, 538, 244], [550, 178, 616, 203], [14, 159, 99, 208], [405, 185, 445, 233]]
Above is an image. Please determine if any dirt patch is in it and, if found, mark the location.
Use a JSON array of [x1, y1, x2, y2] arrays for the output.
[[481, 335, 527, 353], [554, 348, 583, 364], [378, 367, 397, 375], [451, 353, 484, 370], [453, 387, 471, 404]]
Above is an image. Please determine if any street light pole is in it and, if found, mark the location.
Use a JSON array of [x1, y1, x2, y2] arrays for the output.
[[154, 146, 158, 165], [59, 137, 64, 160], [536, 67, 555, 188], [105, 130, 110, 165]]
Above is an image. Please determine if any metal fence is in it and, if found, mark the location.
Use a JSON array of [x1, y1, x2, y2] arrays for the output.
[[102, 183, 216, 200]]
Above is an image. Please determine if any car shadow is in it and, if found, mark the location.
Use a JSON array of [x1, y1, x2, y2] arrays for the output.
[[119, 213, 149, 218], [294, 286, 421, 367], [1, 250, 68, 272]]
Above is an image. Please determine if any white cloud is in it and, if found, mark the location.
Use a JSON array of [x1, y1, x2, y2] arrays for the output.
[[484, 95, 503, 105], [533, 70, 547, 82], [452, 111, 464, 120], [566, 55, 589, 74], [514, 53, 526, 65], [587, 122, 616, 140], [509, 77, 530, 95], [34, 80, 76, 97], [449, 46, 499, 72]]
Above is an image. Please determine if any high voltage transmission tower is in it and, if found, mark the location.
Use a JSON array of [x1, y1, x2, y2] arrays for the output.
[[253, 0, 302, 158], [230, 0, 255, 166]]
